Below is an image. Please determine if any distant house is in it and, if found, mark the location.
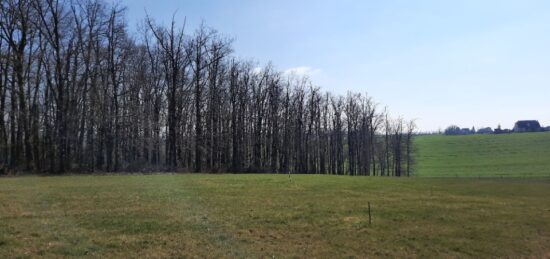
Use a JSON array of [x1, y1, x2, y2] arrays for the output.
[[494, 125, 512, 134], [477, 127, 493, 134], [460, 128, 472, 135], [513, 120, 541, 132]]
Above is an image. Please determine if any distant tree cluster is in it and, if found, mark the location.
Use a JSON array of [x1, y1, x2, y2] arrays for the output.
[[0, 0, 415, 176], [445, 120, 549, 136], [444, 125, 461, 135]]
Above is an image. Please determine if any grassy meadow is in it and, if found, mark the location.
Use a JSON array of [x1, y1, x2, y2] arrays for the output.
[[415, 132, 550, 177], [1, 174, 549, 258], [1, 132, 550, 257]]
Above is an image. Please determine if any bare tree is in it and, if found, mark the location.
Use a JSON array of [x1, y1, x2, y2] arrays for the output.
[[405, 120, 416, 176], [0, 0, 415, 176], [146, 14, 189, 169]]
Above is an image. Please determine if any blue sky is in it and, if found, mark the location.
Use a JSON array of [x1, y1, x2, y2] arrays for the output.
[[122, 0, 550, 131]]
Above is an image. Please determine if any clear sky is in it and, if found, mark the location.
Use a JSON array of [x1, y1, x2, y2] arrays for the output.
[[121, 0, 550, 132]]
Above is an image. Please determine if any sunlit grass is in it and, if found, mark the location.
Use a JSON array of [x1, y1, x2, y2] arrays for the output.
[[1, 174, 548, 257], [415, 132, 550, 177]]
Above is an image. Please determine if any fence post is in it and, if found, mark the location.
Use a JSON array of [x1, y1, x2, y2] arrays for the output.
[[368, 202, 372, 225]]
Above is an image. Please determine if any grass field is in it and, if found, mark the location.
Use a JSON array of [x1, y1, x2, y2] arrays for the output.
[[415, 132, 550, 177], [1, 174, 549, 258]]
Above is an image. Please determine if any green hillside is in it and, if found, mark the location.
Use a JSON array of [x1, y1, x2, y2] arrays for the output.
[[415, 132, 550, 177]]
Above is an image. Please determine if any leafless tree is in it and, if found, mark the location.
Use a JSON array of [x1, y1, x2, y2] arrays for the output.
[[0, 0, 415, 176]]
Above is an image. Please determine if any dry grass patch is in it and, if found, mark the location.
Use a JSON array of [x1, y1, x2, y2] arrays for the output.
[[0, 174, 549, 257]]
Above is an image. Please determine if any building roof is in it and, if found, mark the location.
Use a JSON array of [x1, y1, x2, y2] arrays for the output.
[[514, 120, 541, 129]]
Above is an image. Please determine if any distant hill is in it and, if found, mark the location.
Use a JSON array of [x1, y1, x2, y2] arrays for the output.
[[414, 132, 550, 177]]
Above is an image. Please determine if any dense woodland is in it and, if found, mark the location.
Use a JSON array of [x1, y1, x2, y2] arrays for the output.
[[0, 0, 415, 176]]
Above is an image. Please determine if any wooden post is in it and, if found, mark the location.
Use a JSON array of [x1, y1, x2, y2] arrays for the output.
[[368, 202, 372, 225]]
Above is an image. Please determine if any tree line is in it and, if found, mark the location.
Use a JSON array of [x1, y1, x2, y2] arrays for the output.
[[0, 0, 415, 176]]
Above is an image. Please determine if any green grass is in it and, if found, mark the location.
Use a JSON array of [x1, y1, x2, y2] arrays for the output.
[[1, 174, 549, 257], [415, 132, 550, 177]]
